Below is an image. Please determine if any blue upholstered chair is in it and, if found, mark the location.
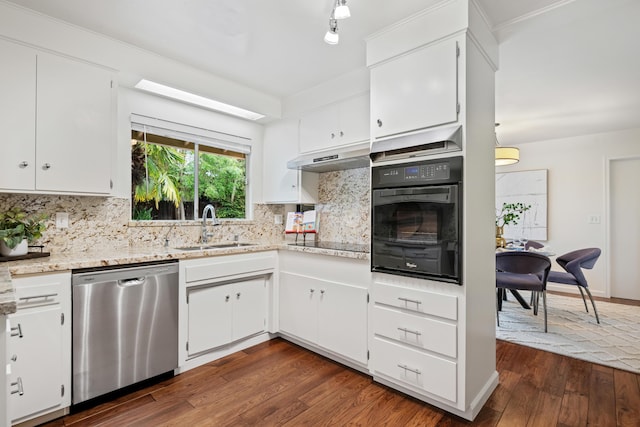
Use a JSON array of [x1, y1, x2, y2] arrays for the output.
[[496, 251, 552, 332], [547, 248, 601, 324]]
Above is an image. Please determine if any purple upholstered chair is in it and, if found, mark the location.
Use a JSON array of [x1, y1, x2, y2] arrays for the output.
[[524, 240, 544, 250], [547, 248, 601, 324], [496, 251, 552, 332]]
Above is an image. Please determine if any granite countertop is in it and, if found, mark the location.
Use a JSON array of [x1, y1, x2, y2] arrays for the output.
[[0, 267, 17, 315], [0, 241, 369, 313], [3, 242, 369, 276]]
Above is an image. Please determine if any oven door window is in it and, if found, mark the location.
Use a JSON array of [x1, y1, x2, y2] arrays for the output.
[[372, 184, 460, 282]]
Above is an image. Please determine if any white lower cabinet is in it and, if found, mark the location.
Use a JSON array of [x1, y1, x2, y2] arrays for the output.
[[369, 278, 459, 404], [187, 277, 267, 356], [278, 251, 369, 366], [6, 272, 71, 425], [179, 252, 276, 366]]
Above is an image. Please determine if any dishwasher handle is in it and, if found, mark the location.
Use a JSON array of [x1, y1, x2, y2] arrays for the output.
[[118, 277, 147, 287]]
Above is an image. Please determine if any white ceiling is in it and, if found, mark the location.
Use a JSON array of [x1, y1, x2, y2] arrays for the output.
[[4, 0, 640, 145]]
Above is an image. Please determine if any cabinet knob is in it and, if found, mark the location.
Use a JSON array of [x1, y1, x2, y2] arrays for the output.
[[377, 119, 383, 128], [236, 292, 241, 299], [309, 288, 315, 294], [320, 289, 325, 295], [11, 355, 17, 362], [331, 133, 335, 139], [42, 163, 51, 170], [339, 131, 344, 137], [19, 161, 29, 168], [225, 295, 230, 302]]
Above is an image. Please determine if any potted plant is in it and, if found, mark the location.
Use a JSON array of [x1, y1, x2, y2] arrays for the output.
[[0, 207, 47, 257], [495, 202, 531, 248]]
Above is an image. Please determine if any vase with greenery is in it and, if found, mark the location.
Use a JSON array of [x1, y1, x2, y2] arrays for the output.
[[495, 202, 531, 248], [0, 207, 47, 257]]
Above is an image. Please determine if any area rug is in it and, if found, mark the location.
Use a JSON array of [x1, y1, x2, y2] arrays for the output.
[[496, 293, 640, 374]]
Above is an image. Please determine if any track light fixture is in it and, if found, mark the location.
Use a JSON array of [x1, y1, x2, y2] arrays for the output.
[[334, 0, 351, 19], [324, 18, 339, 45], [324, 0, 350, 45]]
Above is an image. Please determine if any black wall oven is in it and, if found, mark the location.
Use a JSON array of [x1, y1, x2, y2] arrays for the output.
[[371, 156, 462, 284]]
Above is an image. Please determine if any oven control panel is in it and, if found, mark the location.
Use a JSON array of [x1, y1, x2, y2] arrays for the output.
[[372, 156, 462, 188]]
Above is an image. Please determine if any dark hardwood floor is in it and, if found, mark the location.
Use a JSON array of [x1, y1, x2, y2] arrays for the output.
[[42, 335, 640, 427]]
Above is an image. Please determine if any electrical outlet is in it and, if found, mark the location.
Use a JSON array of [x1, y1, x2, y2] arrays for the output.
[[274, 214, 283, 225], [588, 215, 600, 224], [56, 212, 69, 229]]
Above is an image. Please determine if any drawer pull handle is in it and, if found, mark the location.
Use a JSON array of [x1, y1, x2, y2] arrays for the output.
[[398, 364, 421, 375], [19, 161, 29, 168], [18, 293, 58, 302], [398, 297, 422, 306], [10, 324, 23, 338], [10, 378, 24, 395], [397, 327, 422, 337]]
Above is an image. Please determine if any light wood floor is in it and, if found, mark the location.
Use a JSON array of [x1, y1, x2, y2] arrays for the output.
[[42, 334, 640, 427]]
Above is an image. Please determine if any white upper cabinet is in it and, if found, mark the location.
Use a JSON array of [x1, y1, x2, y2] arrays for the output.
[[299, 93, 370, 153], [0, 39, 37, 191], [36, 52, 114, 194], [262, 118, 318, 204], [370, 39, 459, 140], [0, 39, 114, 195]]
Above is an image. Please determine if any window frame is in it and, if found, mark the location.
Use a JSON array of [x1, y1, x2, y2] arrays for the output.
[[130, 114, 252, 221]]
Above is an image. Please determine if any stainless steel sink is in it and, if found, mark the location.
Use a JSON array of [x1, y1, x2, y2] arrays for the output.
[[175, 243, 256, 251]]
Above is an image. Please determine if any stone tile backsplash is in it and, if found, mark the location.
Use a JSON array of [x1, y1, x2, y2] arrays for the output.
[[0, 168, 370, 253], [316, 167, 370, 244], [0, 193, 286, 253]]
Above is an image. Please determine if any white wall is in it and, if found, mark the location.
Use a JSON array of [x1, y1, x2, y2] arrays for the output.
[[497, 127, 640, 297]]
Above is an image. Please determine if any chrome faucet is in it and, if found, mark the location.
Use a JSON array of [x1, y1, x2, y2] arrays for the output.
[[201, 204, 220, 243]]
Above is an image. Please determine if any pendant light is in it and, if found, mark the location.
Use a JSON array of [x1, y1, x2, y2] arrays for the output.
[[494, 123, 519, 166]]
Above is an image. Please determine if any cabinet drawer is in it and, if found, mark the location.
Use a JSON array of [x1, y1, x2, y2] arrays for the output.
[[184, 252, 276, 283], [373, 282, 457, 320], [371, 337, 457, 402], [372, 306, 456, 358], [13, 273, 69, 309]]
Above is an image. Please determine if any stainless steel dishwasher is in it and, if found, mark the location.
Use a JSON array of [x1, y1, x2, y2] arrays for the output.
[[71, 261, 179, 404]]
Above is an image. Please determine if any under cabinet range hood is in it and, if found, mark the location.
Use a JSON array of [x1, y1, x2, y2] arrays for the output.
[[287, 141, 370, 172], [370, 125, 462, 163]]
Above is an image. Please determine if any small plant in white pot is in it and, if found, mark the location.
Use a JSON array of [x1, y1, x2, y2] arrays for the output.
[[0, 208, 47, 257]]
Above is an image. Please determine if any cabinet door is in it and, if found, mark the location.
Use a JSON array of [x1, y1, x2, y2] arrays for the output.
[[8, 306, 63, 421], [338, 93, 370, 146], [278, 272, 317, 342], [299, 105, 337, 153], [0, 39, 36, 191], [317, 281, 368, 364], [36, 53, 113, 194], [262, 119, 301, 202], [262, 119, 317, 204], [232, 277, 267, 340], [187, 285, 232, 355], [371, 39, 458, 139]]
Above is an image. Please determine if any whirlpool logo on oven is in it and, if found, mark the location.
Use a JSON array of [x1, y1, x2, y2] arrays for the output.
[[406, 262, 418, 269]]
